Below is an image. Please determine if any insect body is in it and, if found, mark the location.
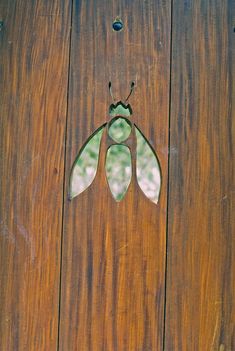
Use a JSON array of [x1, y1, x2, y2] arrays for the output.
[[69, 83, 161, 204]]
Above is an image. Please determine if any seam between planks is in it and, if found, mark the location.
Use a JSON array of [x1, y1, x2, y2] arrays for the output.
[[162, 0, 174, 349], [57, 1, 74, 350]]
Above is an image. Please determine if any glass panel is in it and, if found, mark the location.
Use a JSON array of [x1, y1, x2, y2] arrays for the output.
[[109, 103, 131, 117], [135, 127, 161, 204], [69, 126, 105, 199], [108, 117, 131, 143], [105, 145, 132, 201]]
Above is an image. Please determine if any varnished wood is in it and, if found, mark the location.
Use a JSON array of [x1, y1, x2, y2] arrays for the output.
[[59, 0, 171, 350], [0, 1, 71, 349], [165, 0, 235, 349], [2, 1, 233, 349]]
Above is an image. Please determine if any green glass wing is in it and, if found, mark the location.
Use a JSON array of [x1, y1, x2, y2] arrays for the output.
[[69, 125, 106, 199], [135, 126, 161, 204]]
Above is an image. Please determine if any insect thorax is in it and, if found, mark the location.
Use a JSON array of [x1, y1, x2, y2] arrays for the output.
[[107, 103, 132, 143]]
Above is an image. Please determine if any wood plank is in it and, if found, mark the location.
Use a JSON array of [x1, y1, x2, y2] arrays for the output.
[[0, 1, 71, 349], [59, 0, 171, 350], [165, 0, 235, 349]]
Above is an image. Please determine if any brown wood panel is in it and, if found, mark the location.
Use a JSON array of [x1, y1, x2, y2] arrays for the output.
[[0, 1, 71, 349], [59, 0, 171, 350], [165, 0, 235, 349]]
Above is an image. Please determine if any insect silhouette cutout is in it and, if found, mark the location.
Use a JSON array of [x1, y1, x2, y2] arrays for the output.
[[69, 82, 161, 204]]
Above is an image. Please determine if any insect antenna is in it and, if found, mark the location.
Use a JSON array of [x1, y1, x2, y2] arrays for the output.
[[125, 81, 135, 103], [108, 82, 115, 103]]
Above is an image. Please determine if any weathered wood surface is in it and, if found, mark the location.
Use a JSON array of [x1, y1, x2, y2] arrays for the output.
[[1, 1, 234, 349], [59, 0, 171, 350], [165, 0, 235, 349], [0, 1, 71, 349]]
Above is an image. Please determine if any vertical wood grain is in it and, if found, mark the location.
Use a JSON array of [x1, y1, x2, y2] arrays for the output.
[[59, 0, 171, 350], [0, 1, 71, 349], [165, 0, 235, 349]]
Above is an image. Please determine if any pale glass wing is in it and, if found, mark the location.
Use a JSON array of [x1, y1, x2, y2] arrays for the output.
[[69, 125, 106, 199], [135, 126, 161, 204]]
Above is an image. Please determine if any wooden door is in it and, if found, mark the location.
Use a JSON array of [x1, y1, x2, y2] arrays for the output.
[[0, 1, 234, 350]]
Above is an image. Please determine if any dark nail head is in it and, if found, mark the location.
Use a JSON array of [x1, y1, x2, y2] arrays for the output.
[[112, 20, 123, 31]]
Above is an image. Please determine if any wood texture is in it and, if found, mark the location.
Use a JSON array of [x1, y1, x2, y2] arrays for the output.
[[1, 1, 233, 349], [59, 0, 171, 350], [165, 0, 235, 349], [0, 1, 71, 349]]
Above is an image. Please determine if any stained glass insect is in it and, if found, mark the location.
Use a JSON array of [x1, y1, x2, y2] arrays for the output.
[[69, 82, 161, 204]]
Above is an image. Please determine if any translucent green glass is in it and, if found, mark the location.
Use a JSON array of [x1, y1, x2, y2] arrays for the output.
[[105, 145, 132, 201], [108, 118, 131, 143], [135, 127, 161, 204], [70, 127, 104, 199]]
